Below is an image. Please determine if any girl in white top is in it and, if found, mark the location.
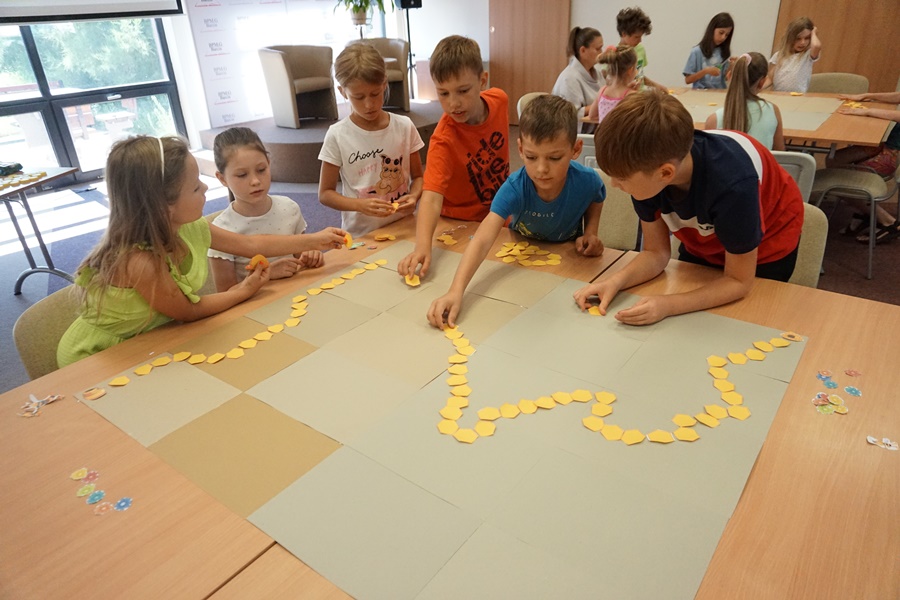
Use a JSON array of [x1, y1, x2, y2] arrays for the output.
[[766, 17, 822, 93], [706, 52, 785, 151], [208, 127, 326, 292], [318, 43, 424, 237], [551, 26, 604, 130], [588, 45, 637, 126]]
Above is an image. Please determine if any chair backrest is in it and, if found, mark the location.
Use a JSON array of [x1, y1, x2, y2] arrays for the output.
[[13, 286, 81, 380], [772, 150, 817, 202], [516, 92, 548, 119], [576, 133, 595, 167], [807, 72, 868, 95], [348, 38, 408, 67], [788, 202, 829, 288], [594, 168, 641, 251]]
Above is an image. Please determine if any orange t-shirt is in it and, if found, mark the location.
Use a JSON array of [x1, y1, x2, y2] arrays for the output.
[[423, 88, 510, 221]]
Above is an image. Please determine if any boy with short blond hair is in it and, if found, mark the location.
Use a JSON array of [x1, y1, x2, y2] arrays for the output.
[[616, 6, 667, 93], [427, 94, 605, 329], [398, 35, 511, 279], [574, 91, 803, 326]]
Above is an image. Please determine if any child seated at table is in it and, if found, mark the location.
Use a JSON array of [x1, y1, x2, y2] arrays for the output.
[[427, 94, 605, 329], [573, 91, 804, 325], [766, 17, 822, 93], [588, 44, 638, 127], [398, 35, 510, 280]]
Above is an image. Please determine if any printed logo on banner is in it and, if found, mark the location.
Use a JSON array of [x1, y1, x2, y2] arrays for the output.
[[216, 90, 234, 104], [212, 66, 229, 79], [221, 113, 236, 124], [202, 18, 222, 31], [206, 41, 228, 57]]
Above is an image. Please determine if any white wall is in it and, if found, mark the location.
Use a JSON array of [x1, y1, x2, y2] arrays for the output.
[[571, 0, 781, 88], [394, 1, 490, 61]]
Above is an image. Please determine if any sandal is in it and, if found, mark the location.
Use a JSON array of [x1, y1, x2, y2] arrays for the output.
[[856, 221, 900, 245], [841, 213, 869, 236]]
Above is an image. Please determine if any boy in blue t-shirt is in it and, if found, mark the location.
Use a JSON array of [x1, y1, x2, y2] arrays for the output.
[[427, 94, 606, 329]]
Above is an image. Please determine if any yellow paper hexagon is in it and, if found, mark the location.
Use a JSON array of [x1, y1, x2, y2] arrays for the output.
[[447, 396, 469, 409], [474, 421, 496, 437], [330, 278, 344, 286], [292, 294, 307, 303], [341, 272, 356, 280], [500, 403, 521, 419], [109, 376, 130, 387], [727, 352, 748, 365], [769, 337, 789, 348], [672, 414, 697, 427], [173, 351, 191, 362], [695, 413, 720, 428], [546, 260, 561, 265], [552, 392, 573, 405], [404, 274, 421, 287], [477, 407, 501, 421], [450, 385, 472, 397], [375, 259, 388, 266], [446, 374, 468, 386], [706, 355, 727, 368], [502, 256, 517, 263], [518, 399, 538, 414], [439, 405, 463, 420], [437, 420, 459, 435], [444, 329, 464, 340], [621, 429, 645, 445], [601, 424, 624, 441], [448, 364, 468, 375], [457, 345, 475, 356], [448, 354, 468, 364], [187, 354, 206, 365], [708, 367, 729, 379], [674, 427, 700, 442], [350, 268, 366, 276], [452, 338, 470, 348], [292, 302, 308, 310], [591, 403, 613, 417], [134, 364, 153, 376], [364, 263, 379, 270], [595, 391, 617, 404], [713, 379, 735, 393], [268, 324, 284, 334], [151, 356, 172, 367], [547, 253, 561, 260], [307, 288, 323, 295], [587, 306, 602, 316], [572, 389, 592, 402], [254, 331, 273, 342], [582, 416, 605, 432], [535, 396, 556, 409], [207, 353, 226, 364], [453, 428, 478, 444], [753, 341, 774, 352], [721, 391, 743, 406], [518, 260, 534, 267], [319, 282, 335, 290], [284, 318, 300, 328], [728, 406, 751, 420], [745, 349, 766, 361], [291, 309, 307, 318], [239, 339, 258, 349], [226, 348, 244, 359], [705, 404, 728, 419], [647, 430, 675, 444]]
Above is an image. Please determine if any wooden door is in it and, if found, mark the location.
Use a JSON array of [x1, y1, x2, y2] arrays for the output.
[[773, 0, 900, 93], [489, 0, 571, 124]]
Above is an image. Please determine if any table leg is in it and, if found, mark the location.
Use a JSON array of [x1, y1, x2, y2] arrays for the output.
[[5, 191, 75, 294]]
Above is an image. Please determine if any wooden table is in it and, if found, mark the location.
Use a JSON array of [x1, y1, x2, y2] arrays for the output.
[[1, 167, 78, 294], [3, 218, 897, 598]]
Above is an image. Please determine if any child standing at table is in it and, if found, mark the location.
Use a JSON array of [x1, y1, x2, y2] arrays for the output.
[[683, 12, 734, 89], [208, 127, 324, 292], [616, 6, 667, 93], [57, 136, 346, 366], [427, 94, 605, 328], [705, 52, 785, 151], [767, 17, 822, 93], [588, 45, 638, 126], [573, 91, 803, 325], [398, 35, 510, 280], [318, 43, 425, 238]]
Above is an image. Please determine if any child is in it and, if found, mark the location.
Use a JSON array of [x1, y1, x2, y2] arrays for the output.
[[767, 17, 822, 93], [427, 95, 605, 328], [318, 43, 425, 237], [588, 45, 638, 125], [705, 52, 785, 151], [616, 6, 667, 93], [398, 35, 510, 279], [208, 127, 324, 292], [683, 12, 734, 89], [551, 27, 604, 124], [573, 92, 804, 326], [57, 135, 346, 366]]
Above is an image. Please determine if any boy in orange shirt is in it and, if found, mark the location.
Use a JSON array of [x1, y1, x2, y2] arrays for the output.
[[398, 35, 510, 279]]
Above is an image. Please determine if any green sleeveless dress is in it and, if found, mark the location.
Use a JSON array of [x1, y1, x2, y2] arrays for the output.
[[57, 218, 211, 367]]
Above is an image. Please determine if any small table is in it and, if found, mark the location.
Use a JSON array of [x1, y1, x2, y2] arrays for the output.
[[0, 167, 78, 294]]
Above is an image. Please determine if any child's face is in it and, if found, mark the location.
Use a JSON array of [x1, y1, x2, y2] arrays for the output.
[[518, 132, 581, 201], [792, 29, 812, 53], [340, 79, 387, 124], [169, 156, 208, 227], [216, 147, 271, 206], [435, 69, 489, 125], [619, 32, 643, 47], [713, 27, 732, 47]]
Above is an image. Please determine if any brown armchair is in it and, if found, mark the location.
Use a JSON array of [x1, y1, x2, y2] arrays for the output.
[[347, 38, 410, 112], [258, 45, 338, 128]]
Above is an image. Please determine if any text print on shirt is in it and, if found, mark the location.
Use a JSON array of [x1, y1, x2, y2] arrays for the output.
[[466, 132, 509, 204]]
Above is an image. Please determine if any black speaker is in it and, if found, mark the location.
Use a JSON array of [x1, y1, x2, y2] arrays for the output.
[[398, 0, 422, 8]]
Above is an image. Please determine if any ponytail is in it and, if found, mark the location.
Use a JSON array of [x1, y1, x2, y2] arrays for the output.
[[566, 26, 601, 59], [723, 52, 769, 133], [598, 44, 637, 86]]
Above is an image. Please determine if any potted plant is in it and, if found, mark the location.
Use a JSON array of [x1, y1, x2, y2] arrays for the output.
[[334, 0, 390, 26]]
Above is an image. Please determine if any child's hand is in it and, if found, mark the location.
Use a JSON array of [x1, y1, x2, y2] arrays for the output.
[[361, 198, 395, 217], [575, 233, 605, 257], [268, 256, 303, 279], [573, 280, 620, 315], [237, 263, 271, 296], [398, 248, 431, 278], [838, 93, 865, 102], [705, 66, 721, 77], [298, 250, 324, 269], [310, 227, 349, 250], [394, 194, 418, 216], [837, 107, 867, 116], [427, 292, 463, 330], [614, 295, 671, 326]]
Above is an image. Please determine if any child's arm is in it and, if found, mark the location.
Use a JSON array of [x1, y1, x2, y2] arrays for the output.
[[426, 212, 505, 329], [703, 112, 718, 130], [209, 223, 346, 257], [642, 74, 668, 93], [809, 27, 822, 60], [684, 67, 721, 85], [398, 190, 443, 277], [318, 161, 394, 217], [209, 256, 238, 293], [837, 106, 900, 123], [587, 90, 601, 122], [772, 104, 786, 151], [839, 91, 900, 104], [575, 201, 605, 256], [394, 151, 424, 216]]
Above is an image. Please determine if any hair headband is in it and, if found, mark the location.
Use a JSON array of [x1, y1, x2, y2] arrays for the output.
[[158, 137, 165, 180], [740, 53, 752, 64]]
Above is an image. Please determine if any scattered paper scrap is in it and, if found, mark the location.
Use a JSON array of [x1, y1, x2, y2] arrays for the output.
[[17, 394, 63, 418], [82, 387, 106, 401], [374, 234, 396, 241], [866, 436, 898, 451]]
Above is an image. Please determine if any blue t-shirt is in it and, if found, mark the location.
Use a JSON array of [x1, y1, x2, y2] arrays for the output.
[[490, 161, 605, 242], [683, 45, 727, 90]]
